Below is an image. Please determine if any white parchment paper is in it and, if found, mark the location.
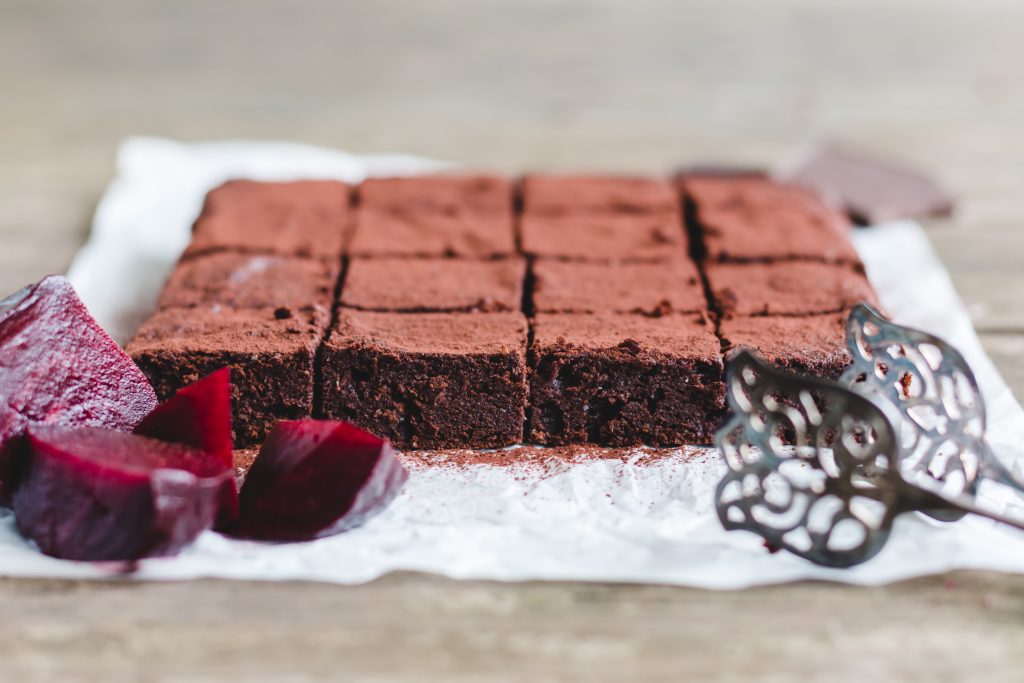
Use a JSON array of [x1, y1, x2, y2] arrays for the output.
[[3, 137, 1021, 588]]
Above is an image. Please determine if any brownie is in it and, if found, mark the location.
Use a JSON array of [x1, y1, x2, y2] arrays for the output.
[[341, 257, 525, 313], [522, 174, 678, 215], [347, 207, 516, 258], [157, 252, 338, 311], [320, 311, 529, 449], [358, 174, 513, 215], [126, 306, 328, 445], [683, 176, 861, 265], [520, 212, 686, 262], [718, 314, 851, 379], [185, 180, 350, 260], [528, 313, 724, 446], [531, 258, 707, 316], [704, 261, 878, 318]]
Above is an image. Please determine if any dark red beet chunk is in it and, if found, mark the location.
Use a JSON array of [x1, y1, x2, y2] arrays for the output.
[[14, 425, 232, 561], [229, 420, 408, 541], [134, 368, 238, 525], [0, 276, 158, 502]]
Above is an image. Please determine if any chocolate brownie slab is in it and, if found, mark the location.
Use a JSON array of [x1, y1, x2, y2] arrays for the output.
[[127, 306, 328, 445], [531, 258, 707, 316], [321, 311, 528, 449], [520, 212, 687, 262], [185, 180, 350, 260], [522, 174, 678, 215], [718, 314, 851, 379], [528, 313, 724, 446], [359, 174, 513, 215], [158, 252, 338, 311], [683, 176, 860, 265], [341, 257, 525, 313], [705, 261, 878, 318], [348, 207, 516, 258]]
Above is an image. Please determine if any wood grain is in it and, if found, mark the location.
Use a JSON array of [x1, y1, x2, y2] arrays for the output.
[[1, 0, 1023, 679]]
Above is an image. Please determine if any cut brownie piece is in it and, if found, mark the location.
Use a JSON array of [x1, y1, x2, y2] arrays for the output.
[[158, 252, 338, 311], [683, 176, 860, 265], [718, 314, 851, 379], [341, 257, 525, 313], [348, 207, 516, 258], [358, 174, 513, 215], [705, 261, 878, 318], [522, 174, 678, 215], [185, 180, 350, 260], [127, 306, 328, 445], [531, 258, 706, 316], [321, 311, 529, 449], [520, 212, 686, 263], [528, 313, 724, 446]]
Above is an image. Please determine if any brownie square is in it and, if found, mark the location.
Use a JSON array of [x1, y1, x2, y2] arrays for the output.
[[126, 306, 328, 445], [528, 313, 724, 446], [683, 176, 860, 265], [520, 212, 687, 262], [321, 311, 529, 448], [347, 207, 516, 258], [705, 261, 878, 318], [531, 258, 706, 316], [185, 180, 350, 260], [158, 252, 338, 311], [522, 174, 679, 215], [341, 257, 525, 313], [718, 314, 851, 379], [358, 174, 513, 215]]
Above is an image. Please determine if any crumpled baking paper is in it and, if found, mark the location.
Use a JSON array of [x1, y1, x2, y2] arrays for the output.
[[2, 136, 1020, 588]]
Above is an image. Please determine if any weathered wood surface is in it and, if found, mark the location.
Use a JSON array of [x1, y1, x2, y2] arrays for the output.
[[1, 0, 1023, 680]]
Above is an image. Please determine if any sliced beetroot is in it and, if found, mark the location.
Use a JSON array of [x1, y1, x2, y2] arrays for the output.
[[13, 425, 232, 561], [0, 276, 158, 502], [134, 368, 238, 525], [229, 420, 408, 541]]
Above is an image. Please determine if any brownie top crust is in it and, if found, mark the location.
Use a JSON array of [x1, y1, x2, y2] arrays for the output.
[[705, 261, 877, 318], [186, 180, 350, 260], [520, 212, 686, 262], [330, 310, 529, 356], [683, 176, 860, 264], [126, 306, 328, 356], [348, 207, 516, 258], [158, 252, 338, 311], [522, 174, 679, 215], [718, 314, 851, 376], [341, 257, 526, 313], [531, 313, 720, 359], [531, 258, 706, 316], [358, 174, 513, 214]]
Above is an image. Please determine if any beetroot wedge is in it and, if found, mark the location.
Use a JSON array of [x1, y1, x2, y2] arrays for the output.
[[14, 425, 232, 561], [0, 276, 158, 502], [134, 368, 238, 525], [229, 420, 408, 541]]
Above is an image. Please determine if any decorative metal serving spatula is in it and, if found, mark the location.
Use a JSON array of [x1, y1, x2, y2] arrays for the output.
[[714, 310, 1024, 567]]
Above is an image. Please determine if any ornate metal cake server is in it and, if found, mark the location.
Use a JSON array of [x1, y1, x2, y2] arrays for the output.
[[714, 350, 1024, 568]]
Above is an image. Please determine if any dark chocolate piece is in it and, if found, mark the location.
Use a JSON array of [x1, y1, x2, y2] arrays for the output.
[[158, 252, 338, 311], [520, 212, 687, 263], [321, 311, 529, 449], [528, 313, 724, 446], [127, 306, 328, 445], [531, 258, 706, 316], [522, 174, 678, 215], [341, 257, 525, 312], [775, 143, 954, 224], [185, 180, 350, 260], [704, 261, 878, 318], [718, 314, 851, 379]]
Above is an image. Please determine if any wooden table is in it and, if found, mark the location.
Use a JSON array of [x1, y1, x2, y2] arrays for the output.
[[2, 1, 1022, 679]]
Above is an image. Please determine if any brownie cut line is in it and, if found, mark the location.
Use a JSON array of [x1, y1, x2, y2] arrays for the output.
[[320, 311, 529, 449]]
